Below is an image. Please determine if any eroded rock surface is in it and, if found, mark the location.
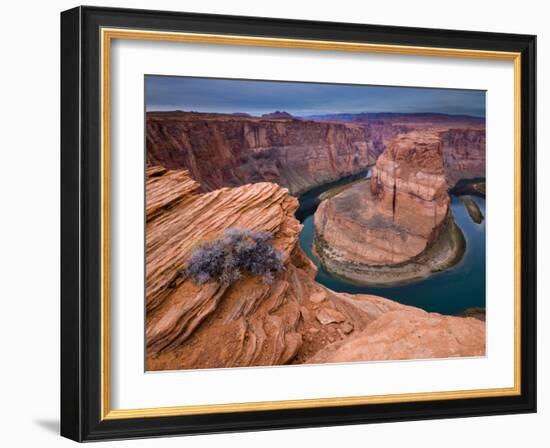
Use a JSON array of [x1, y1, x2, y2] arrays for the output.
[[146, 112, 485, 195], [308, 306, 485, 363], [441, 128, 486, 186], [146, 167, 483, 370], [314, 131, 465, 284], [146, 112, 377, 195]]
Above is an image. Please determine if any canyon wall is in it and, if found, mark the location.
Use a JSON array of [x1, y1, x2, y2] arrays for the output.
[[146, 112, 377, 195], [440, 128, 486, 186], [145, 166, 484, 370], [314, 131, 464, 284], [147, 112, 485, 196], [305, 113, 486, 176]]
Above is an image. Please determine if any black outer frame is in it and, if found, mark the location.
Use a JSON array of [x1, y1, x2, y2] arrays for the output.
[[60, 5, 537, 442]]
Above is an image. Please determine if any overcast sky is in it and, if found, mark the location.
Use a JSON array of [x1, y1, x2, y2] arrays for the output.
[[145, 75, 486, 117]]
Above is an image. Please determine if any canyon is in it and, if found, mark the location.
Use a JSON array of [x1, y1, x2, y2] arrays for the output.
[[145, 166, 485, 370], [145, 110, 486, 369], [146, 111, 485, 195], [146, 112, 376, 195]]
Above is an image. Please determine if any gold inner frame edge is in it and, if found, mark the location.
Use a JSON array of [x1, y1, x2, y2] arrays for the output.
[[100, 27, 522, 420]]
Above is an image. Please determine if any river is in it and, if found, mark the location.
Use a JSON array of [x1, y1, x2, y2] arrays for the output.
[[297, 172, 486, 316]]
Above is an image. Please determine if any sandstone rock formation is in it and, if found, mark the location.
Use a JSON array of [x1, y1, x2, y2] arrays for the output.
[[308, 305, 485, 363], [441, 128, 486, 186], [146, 166, 483, 370], [261, 110, 294, 119], [146, 112, 376, 195], [305, 112, 485, 160], [146, 112, 485, 196], [314, 131, 465, 284]]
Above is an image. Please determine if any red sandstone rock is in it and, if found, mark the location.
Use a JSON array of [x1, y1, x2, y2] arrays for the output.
[[145, 167, 484, 371], [146, 111, 376, 195], [145, 168, 376, 368], [146, 112, 485, 195], [441, 128, 486, 186], [310, 290, 326, 303], [316, 308, 347, 325], [308, 307, 486, 363], [315, 132, 451, 272]]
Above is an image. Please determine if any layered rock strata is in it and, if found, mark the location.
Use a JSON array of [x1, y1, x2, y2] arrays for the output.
[[440, 128, 486, 186], [146, 112, 377, 195], [147, 112, 485, 196], [146, 166, 483, 370], [313, 132, 465, 284], [308, 304, 486, 363]]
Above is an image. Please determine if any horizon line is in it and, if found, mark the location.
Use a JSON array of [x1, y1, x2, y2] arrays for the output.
[[145, 109, 486, 119]]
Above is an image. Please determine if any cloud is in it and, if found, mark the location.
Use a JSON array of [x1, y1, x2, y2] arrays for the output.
[[145, 75, 486, 117]]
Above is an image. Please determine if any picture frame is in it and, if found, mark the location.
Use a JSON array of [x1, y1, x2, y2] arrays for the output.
[[60, 5, 536, 442]]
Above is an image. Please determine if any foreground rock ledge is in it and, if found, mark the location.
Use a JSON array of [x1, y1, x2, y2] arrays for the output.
[[314, 131, 466, 285], [145, 167, 484, 370]]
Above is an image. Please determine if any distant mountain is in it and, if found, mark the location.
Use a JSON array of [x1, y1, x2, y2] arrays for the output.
[[301, 112, 484, 124], [261, 111, 294, 119]]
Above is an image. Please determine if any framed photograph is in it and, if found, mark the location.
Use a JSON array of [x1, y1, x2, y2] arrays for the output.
[[60, 6, 536, 442]]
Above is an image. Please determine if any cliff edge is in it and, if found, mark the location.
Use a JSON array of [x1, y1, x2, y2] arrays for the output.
[[145, 166, 484, 370]]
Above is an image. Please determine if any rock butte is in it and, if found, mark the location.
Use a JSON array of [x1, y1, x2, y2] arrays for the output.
[[146, 111, 485, 195], [314, 131, 466, 284], [145, 167, 484, 370]]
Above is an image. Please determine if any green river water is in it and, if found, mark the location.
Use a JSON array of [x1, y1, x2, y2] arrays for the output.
[[297, 171, 486, 315]]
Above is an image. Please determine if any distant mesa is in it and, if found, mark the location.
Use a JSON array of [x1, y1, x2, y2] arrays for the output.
[[231, 112, 252, 117], [261, 110, 294, 119], [303, 112, 485, 125]]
